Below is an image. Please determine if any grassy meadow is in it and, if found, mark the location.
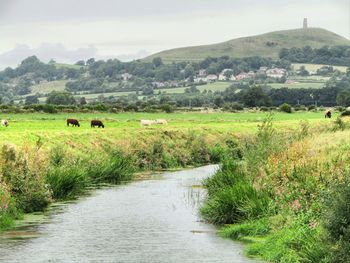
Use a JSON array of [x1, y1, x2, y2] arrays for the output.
[[0, 111, 335, 146]]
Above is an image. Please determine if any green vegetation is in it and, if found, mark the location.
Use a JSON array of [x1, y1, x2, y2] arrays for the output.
[[292, 63, 347, 73], [146, 28, 350, 62], [200, 114, 350, 262], [30, 80, 68, 94]]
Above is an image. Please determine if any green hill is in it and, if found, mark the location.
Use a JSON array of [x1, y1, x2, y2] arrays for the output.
[[146, 28, 350, 62]]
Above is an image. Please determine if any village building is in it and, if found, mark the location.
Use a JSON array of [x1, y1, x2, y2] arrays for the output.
[[152, 81, 166, 88], [248, 71, 256, 78], [198, 69, 207, 77], [235, 72, 249, 81], [194, 77, 207, 83], [257, 67, 268, 75], [266, 68, 286, 78], [206, 74, 218, 82], [121, 73, 133, 81]]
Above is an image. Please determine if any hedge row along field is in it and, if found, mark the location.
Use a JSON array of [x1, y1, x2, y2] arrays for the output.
[[201, 115, 350, 262]]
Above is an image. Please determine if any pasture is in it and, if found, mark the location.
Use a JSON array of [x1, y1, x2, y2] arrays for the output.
[[0, 111, 336, 146], [292, 63, 347, 73]]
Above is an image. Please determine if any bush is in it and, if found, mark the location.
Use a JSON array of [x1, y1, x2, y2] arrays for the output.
[[279, 103, 292, 113], [1, 144, 51, 212], [340, 110, 350, 117]]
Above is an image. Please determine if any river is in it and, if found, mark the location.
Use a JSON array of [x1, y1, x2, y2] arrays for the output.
[[0, 165, 259, 263]]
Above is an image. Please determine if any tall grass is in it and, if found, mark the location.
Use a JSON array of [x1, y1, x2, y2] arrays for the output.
[[87, 151, 135, 184]]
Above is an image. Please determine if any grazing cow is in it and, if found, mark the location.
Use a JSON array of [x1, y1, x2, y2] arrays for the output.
[[140, 120, 156, 127], [1, 119, 9, 127], [67, 119, 80, 127], [324, 110, 332, 119], [156, 119, 168, 125], [91, 120, 104, 128]]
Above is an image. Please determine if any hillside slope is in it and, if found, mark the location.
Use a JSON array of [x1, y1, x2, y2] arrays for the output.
[[147, 28, 350, 62]]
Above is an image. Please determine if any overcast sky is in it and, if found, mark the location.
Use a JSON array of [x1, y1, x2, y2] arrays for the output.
[[0, 0, 349, 68]]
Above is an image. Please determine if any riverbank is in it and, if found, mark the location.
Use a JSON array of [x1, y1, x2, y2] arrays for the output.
[[0, 124, 234, 231], [200, 116, 350, 262]]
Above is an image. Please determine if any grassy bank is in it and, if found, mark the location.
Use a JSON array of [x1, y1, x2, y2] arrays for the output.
[[0, 115, 236, 230], [0, 111, 337, 235], [201, 115, 350, 262]]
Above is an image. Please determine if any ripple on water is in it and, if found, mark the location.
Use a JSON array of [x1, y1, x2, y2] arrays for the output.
[[0, 165, 260, 263]]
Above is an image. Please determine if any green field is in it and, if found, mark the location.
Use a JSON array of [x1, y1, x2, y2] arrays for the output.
[[0, 111, 336, 146], [292, 63, 347, 73], [53, 63, 84, 70], [269, 82, 325, 89], [30, 80, 68, 95]]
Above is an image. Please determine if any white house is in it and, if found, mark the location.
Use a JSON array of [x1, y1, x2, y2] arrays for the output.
[[198, 69, 207, 77], [266, 68, 286, 78], [121, 73, 133, 81], [218, 73, 226, 81], [206, 74, 218, 82], [235, 72, 249, 81], [194, 77, 207, 83]]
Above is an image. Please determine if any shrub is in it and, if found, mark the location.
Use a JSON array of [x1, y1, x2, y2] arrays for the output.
[[280, 103, 292, 113], [1, 144, 51, 212], [340, 110, 350, 117]]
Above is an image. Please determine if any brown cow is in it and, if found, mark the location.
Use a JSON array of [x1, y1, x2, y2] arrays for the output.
[[324, 110, 332, 119], [67, 119, 80, 127], [91, 120, 104, 128]]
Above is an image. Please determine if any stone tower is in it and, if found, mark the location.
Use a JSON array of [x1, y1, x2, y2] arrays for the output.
[[303, 18, 308, 29]]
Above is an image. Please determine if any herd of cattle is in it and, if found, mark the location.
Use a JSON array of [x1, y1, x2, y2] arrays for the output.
[[0, 118, 168, 128], [0, 111, 332, 128]]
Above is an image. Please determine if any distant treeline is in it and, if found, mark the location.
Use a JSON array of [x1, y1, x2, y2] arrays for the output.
[[279, 45, 350, 67]]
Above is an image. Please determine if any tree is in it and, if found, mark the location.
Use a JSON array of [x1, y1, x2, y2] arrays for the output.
[[79, 97, 87, 105], [241, 86, 271, 107], [336, 90, 350, 107], [279, 103, 292, 113], [184, 64, 195, 79], [152, 57, 163, 68], [75, 60, 85, 66], [223, 70, 233, 80], [298, 66, 309, 76], [25, 95, 39, 105], [86, 58, 95, 66], [46, 91, 76, 105]]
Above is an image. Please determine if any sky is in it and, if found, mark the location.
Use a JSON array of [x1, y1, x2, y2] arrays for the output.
[[0, 0, 349, 68]]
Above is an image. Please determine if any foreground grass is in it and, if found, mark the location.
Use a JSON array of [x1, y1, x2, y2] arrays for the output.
[[201, 115, 350, 262]]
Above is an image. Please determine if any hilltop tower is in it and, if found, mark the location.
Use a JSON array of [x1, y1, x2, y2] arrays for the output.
[[303, 18, 308, 29]]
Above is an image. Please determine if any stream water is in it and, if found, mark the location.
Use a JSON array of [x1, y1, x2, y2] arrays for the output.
[[0, 165, 259, 263]]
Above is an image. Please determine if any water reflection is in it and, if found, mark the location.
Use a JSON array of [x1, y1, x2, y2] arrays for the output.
[[0, 165, 259, 263]]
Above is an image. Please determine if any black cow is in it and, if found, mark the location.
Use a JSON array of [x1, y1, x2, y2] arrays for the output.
[[67, 119, 80, 127], [91, 120, 104, 128]]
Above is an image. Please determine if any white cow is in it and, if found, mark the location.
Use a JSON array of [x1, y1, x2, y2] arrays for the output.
[[156, 119, 168, 125], [140, 120, 156, 127], [1, 119, 9, 127]]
